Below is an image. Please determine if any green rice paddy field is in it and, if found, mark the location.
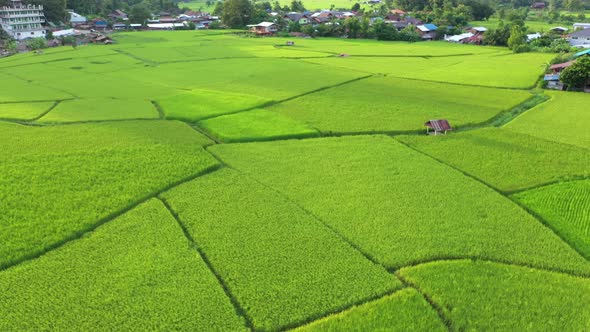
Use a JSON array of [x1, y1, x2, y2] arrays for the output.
[[0, 31, 588, 331]]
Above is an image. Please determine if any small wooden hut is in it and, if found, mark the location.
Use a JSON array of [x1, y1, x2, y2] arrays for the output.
[[424, 119, 452, 135]]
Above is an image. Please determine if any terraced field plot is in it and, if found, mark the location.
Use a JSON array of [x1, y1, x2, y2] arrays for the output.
[[0, 31, 588, 331], [210, 136, 590, 274], [306, 51, 553, 88], [269, 76, 532, 134], [38, 98, 159, 123], [0, 199, 247, 331], [512, 180, 590, 259], [199, 109, 319, 142], [0, 120, 217, 268], [158, 89, 271, 121], [505, 91, 590, 149], [296, 288, 446, 331], [0, 101, 55, 120], [162, 168, 399, 330], [399, 260, 590, 331], [398, 128, 590, 192]]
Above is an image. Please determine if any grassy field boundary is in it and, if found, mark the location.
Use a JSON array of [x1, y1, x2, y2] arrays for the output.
[[488, 93, 550, 127], [281, 288, 403, 332], [0, 163, 223, 272], [390, 256, 590, 278], [386, 74, 539, 90], [509, 177, 590, 195], [395, 139, 590, 270], [30, 100, 61, 121], [188, 123, 222, 145], [112, 48, 158, 66], [455, 93, 550, 131], [192, 74, 374, 123], [150, 100, 165, 119], [158, 196, 254, 331], [0, 100, 62, 122], [394, 272, 452, 330]]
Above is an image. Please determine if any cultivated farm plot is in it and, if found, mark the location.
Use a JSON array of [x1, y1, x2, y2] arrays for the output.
[[0, 101, 55, 120], [107, 57, 365, 100], [398, 260, 590, 330], [397, 128, 590, 192], [210, 136, 590, 274], [0, 120, 217, 269], [504, 91, 590, 149], [0, 72, 73, 102], [295, 288, 446, 331], [158, 89, 271, 121], [268, 76, 532, 134], [199, 108, 320, 142], [306, 51, 553, 88], [512, 180, 590, 259], [38, 98, 159, 123], [0, 30, 588, 331], [0, 199, 247, 331], [161, 168, 400, 330]]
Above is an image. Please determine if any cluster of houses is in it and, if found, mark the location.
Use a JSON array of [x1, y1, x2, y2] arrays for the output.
[[444, 22, 590, 48], [249, 9, 442, 40], [544, 48, 590, 91], [67, 9, 219, 31]]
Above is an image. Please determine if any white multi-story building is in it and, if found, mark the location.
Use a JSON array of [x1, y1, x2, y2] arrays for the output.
[[0, 0, 46, 40]]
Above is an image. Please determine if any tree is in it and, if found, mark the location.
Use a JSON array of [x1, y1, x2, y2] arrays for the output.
[[461, 0, 494, 20], [507, 24, 526, 51], [130, 4, 151, 24], [351, 2, 360, 11], [344, 16, 361, 38], [27, 0, 66, 23], [483, 20, 511, 46], [560, 56, 590, 90], [6, 40, 17, 54], [222, 0, 254, 28], [372, 19, 398, 40], [290, 0, 305, 11], [26, 37, 47, 50], [213, 1, 224, 16]]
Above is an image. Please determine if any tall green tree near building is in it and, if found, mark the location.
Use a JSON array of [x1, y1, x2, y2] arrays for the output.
[[27, 0, 67, 23], [560, 57, 590, 90], [222, 0, 254, 28], [130, 4, 151, 24], [507, 25, 526, 51]]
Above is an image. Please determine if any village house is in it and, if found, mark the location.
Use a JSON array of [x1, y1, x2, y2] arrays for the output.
[[92, 18, 108, 30], [112, 23, 127, 30], [550, 26, 568, 34], [0, 0, 46, 40], [416, 24, 438, 40], [108, 10, 128, 21], [467, 26, 487, 35], [531, 2, 546, 9], [68, 10, 87, 26], [527, 32, 542, 41], [573, 23, 590, 30], [445, 32, 473, 43], [247, 22, 278, 35], [568, 28, 590, 48], [544, 61, 573, 90], [283, 13, 310, 25]]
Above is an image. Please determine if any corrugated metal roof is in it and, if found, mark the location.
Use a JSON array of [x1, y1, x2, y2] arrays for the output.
[[549, 60, 575, 69], [574, 49, 590, 57], [425, 119, 452, 131]]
